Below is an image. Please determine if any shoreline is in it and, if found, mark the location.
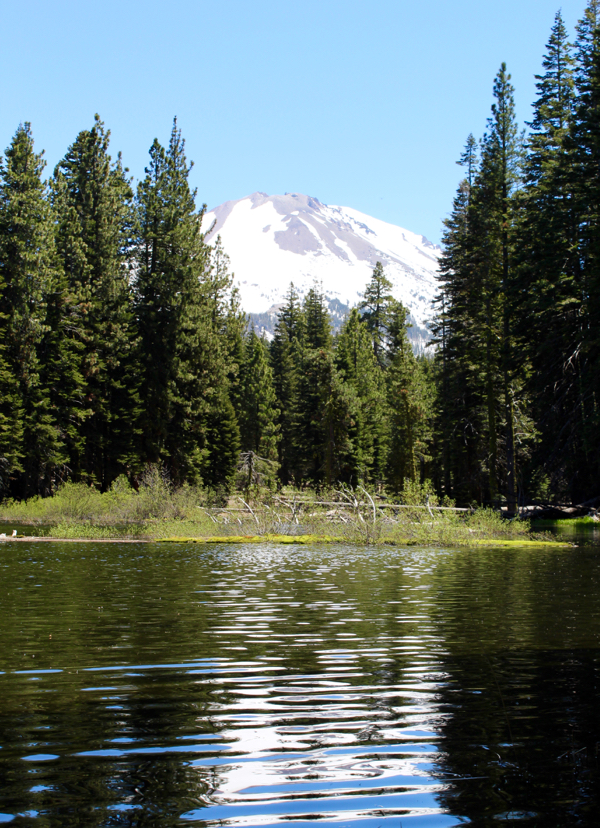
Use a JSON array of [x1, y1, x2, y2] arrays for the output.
[[0, 534, 573, 547]]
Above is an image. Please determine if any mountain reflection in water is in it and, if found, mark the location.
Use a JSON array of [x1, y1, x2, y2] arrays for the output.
[[0, 541, 599, 826]]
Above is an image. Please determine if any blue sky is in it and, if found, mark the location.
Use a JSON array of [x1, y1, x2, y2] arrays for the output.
[[1, 0, 588, 244]]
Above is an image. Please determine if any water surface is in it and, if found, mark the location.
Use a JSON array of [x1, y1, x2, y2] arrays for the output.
[[1, 541, 599, 826]]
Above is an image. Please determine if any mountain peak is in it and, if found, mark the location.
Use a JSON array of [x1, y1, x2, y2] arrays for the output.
[[203, 193, 440, 347]]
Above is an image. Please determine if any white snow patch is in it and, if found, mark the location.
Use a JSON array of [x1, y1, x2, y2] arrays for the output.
[[203, 193, 440, 331]]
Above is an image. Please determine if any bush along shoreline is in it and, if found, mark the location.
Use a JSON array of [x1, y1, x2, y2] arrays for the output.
[[0, 472, 569, 547]]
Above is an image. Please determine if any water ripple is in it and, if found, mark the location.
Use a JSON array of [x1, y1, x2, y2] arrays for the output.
[[2, 542, 600, 825]]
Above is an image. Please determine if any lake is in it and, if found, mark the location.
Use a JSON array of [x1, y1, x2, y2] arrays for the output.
[[1, 538, 600, 826]]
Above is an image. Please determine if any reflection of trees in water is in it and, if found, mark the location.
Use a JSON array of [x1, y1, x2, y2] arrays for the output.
[[0, 544, 230, 826], [434, 649, 600, 825], [0, 668, 229, 827], [421, 547, 600, 823]]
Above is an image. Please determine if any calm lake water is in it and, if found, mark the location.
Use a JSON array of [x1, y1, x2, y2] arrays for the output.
[[1, 539, 600, 827]]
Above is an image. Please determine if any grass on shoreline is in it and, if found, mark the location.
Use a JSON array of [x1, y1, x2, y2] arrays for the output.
[[0, 472, 562, 547], [532, 516, 599, 528]]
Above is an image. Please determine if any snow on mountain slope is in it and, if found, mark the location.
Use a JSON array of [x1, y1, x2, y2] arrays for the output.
[[203, 192, 440, 346]]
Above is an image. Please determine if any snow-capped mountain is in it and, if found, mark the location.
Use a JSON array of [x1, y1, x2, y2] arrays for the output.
[[203, 192, 441, 348]]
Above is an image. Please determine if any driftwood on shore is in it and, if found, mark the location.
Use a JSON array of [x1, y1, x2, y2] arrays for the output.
[[512, 495, 600, 521]]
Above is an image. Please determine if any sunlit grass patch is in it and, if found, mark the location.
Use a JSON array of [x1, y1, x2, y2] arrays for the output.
[[532, 516, 599, 528], [160, 534, 343, 544]]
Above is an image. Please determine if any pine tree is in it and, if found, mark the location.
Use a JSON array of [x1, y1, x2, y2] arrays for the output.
[[291, 288, 355, 485], [434, 178, 476, 500], [297, 348, 356, 486], [335, 308, 386, 483], [202, 395, 241, 495], [434, 66, 523, 509], [52, 115, 139, 489], [562, 0, 600, 499], [270, 284, 305, 484], [0, 123, 64, 497], [359, 261, 394, 366], [458, 65, 524, 510], [239, 329, 280, 462], [208, 237, 246, 424], [386, 301, 432, 492], [135, 120, 238, 488], [484, 64, 523, 512], [459, 133, 479, 188], [0, 272, 23, 495], [304, 283, 332, 350], [435, 136, 491, 504], [515, 10, 580, 499]]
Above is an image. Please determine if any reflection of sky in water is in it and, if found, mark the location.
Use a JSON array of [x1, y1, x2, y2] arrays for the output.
[[178, 549, 452, 825]]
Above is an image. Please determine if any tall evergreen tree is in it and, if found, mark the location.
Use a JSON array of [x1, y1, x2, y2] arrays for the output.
[[0, 271, 23, 495], [135, 120, 238, 488], [335, 308, 386, 483], [359, 261, 394, 366], [435, 134, 495, 504], [304, 283, 332, 350], [562, 0, 600, 498], [386, 301, 432, 492], [297, 347, 355, 486], [291, 288, 355, 485], [239, 329, 280, 462], [52, 115, 139, 489], [270, 284, 305, 484], [515, 10, 580, 499], [208, 236, 246, 424], [0, 124, 64, 497], [435, 66, 523, 509], [459, 133, 479, 188], [434, 154, 477, 501], [482, 63, 523, 513]]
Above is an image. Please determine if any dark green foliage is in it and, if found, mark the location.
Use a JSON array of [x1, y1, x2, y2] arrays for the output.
[[386, 302, 432, 492], [0, 275, 23, 494], [0, 124, 64, 497], [272, 287, 357, 486], [566, 0, 600, 498], [359, 261, 394, 366], [478, 64, 523, 512], [210, 237, 247, 423], [335, 308, 386, 483], [134, 120, 238, 489], [296, 347, 356, 486], [270, 284, 305, 484], [239, 329, 280, 461], [434, 6, 600, 507], [508, 2, 600, 502], [514, 11, 581, 498], [304, 283, 332, 350], [203, 394, 241, 493], [436, 66, 524, 509], [52, 115, 139, 489], [433, 158, 486, 503]]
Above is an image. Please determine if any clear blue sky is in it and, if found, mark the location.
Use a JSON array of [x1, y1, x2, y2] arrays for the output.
[[1, 0, 588, 244]]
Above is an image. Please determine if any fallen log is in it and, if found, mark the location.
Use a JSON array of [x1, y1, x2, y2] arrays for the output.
[[521, 495, 600, 520]]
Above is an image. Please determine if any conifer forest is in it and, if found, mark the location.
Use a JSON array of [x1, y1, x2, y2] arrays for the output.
[[1, 4, 600, 511]]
